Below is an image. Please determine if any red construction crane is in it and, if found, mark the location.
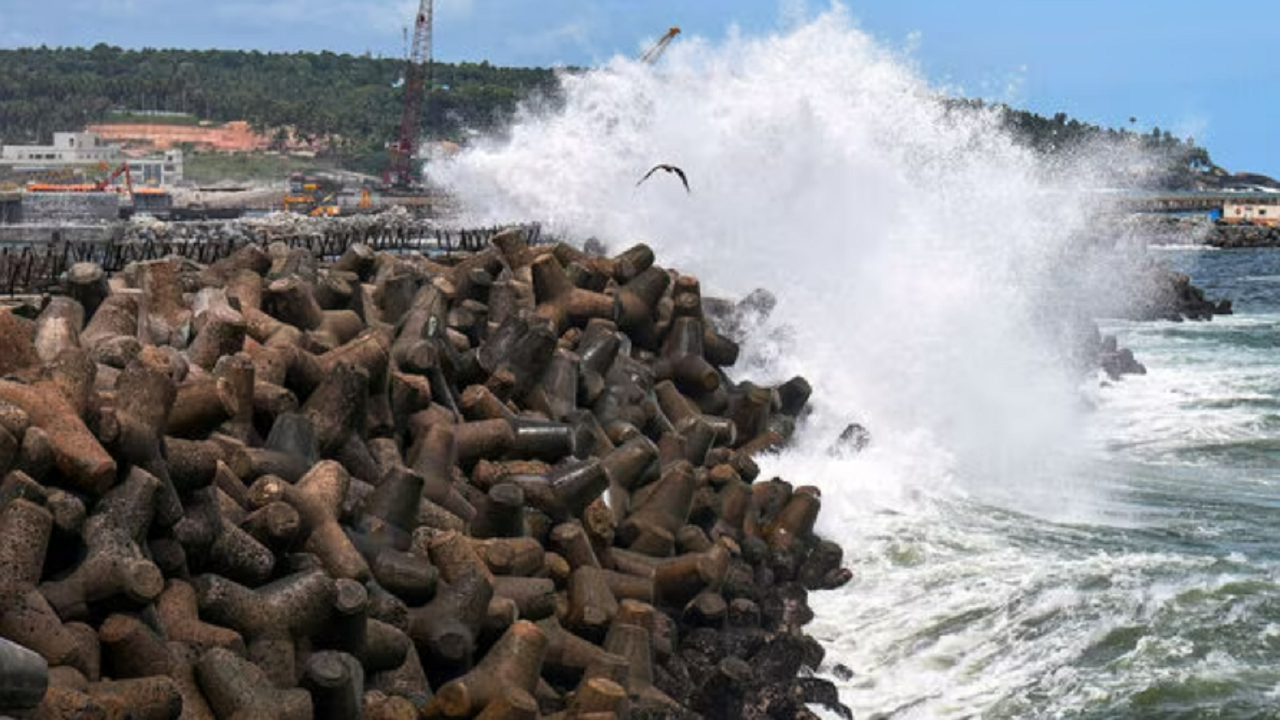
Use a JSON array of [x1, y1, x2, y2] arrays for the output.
[[387, 0, 433, 190], [640, 27, 680, 64]]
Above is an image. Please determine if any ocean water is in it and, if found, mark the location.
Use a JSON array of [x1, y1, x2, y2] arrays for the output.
[[796, 246, 1280, 720], [435, 7, 1280, 718]]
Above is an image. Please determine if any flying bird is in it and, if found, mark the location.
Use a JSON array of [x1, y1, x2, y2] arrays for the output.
[[637, 164, 690, 193]]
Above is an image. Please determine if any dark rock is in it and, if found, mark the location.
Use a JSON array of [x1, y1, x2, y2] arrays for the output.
[[751, 634, 811, 685], [798, 540, 844, 591], [797, 677, 852, 720], [721, 627, 767, 660], [761, 582, 816, 634], [692, 657, 753, 720], [829, 423, 871, 456], [655, 656, 697, 708], [1100, 347, 1147, 381]]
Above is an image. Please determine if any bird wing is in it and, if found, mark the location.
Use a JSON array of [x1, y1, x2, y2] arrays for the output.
[[671, 166, 690, 193], [637, 165, 663, 186]]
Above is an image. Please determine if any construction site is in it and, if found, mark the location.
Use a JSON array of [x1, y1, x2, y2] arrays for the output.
[[0, 4, 685, 300], [0, 0, 470, 239]]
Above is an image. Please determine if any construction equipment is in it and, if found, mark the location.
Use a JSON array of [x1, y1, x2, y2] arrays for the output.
[[386, 0, 434, 190], [25, 162, 133, 195], [99, 162, 134, 195], [283, 172, 342, 216], [640, 27, 680, 64], [130, 187, 173, 216]]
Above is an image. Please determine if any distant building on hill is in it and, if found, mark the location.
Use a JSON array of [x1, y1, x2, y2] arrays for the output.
[[0, 131, 184, 186], [0, 132, 122, 165]]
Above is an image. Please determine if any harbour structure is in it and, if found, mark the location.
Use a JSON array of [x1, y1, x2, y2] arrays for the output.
[[1117, 189, 1280, 225], [0, 190, 20, 224]]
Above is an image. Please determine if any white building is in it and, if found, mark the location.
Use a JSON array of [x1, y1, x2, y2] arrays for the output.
[[1223, 196, 1280, 226], [0, 133, 183, 185], [0, 132, 123, 165], [129, 149, 185, 187]]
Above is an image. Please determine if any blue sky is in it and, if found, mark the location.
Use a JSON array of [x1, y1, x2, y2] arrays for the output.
[[1, 0, 1275, 176]]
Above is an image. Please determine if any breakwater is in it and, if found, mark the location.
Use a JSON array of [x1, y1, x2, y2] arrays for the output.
[[0, 223, 850, 718], [1204, 222, 1280, 248], [0, 211, 547, 297], [1119, 213, 1280, 249]]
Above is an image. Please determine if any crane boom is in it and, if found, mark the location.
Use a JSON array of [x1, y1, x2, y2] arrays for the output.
[[389, 0, 433, 189], [639, 27, 680, 64], [97, 162, 133, 196]]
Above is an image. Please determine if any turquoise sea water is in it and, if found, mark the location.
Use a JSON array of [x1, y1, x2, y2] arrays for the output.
[[803, 247, 1280, 719]]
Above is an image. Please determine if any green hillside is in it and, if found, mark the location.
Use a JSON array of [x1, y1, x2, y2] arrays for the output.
[[0, 45, 1217, 187], [0, 44, 560, 175]]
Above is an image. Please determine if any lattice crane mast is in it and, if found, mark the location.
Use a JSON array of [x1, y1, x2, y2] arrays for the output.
[[639, 27, 680, 64], [388, 0, 433, 189]]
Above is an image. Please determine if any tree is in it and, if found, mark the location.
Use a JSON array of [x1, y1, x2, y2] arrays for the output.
[[0, 45, 564, 173]]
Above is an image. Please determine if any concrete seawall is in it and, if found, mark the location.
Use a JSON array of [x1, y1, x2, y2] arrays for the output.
[[0, 224, 112, 245]]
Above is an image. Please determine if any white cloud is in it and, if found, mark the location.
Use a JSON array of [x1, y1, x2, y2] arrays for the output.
[[436, 0, 474, 19], [507, 17, 596, 63]]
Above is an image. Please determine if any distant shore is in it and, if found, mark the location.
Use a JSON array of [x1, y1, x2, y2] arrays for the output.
[[1121, 214, 1280, 248]]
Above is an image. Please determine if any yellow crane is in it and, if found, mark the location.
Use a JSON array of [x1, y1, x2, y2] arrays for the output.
[[639, 27, 680, 64]]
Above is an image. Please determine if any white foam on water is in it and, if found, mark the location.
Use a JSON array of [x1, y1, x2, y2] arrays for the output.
[[432, 5, 1218, 715], [437, 5, 1122, 508], [1092, 314, 1280, 465]]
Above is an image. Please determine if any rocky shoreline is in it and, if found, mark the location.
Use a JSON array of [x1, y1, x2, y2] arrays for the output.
[[1093, 266, 1232, 380], [1120, 213, 1280, 249], [0, 225, 852, 719], [1203, 222, 1280, 249]]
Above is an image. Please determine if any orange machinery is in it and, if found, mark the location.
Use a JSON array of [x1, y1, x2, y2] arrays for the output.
[[26, 162, 134, 194], [284, 172, 343, 216]]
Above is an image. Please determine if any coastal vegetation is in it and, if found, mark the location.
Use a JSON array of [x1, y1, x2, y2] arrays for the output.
[[978, 101, 1217, 189], [0, 44, 560, 175], [182, 152, 330, 185], [0, 44, 1217, 186]]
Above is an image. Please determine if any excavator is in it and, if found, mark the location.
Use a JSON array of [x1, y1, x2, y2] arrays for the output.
[[25, 161, 134, 194], [97, 162, 134, 194]]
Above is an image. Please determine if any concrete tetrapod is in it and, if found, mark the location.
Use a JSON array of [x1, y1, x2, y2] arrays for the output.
[[0, 223, 853, 720], [423, 620, 548, 718]]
